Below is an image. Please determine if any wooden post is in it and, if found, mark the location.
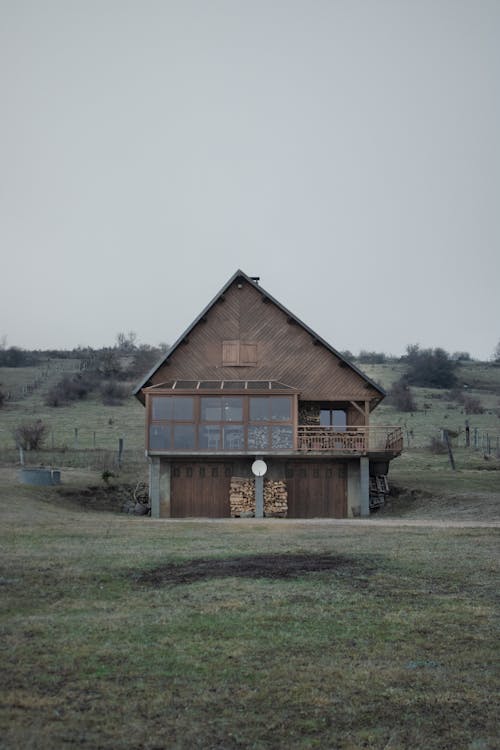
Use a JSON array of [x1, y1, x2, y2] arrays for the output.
[[443, 430, 456, 471], [487, 434, 491, 454], [93, 431, 96, 449], [465, 420, 470, 448], [118, 438, 124, 468], [474, 428, 478, 449], [74, 428, 79, 449], [19, 446, 24, 466], [51, 430, 55, 449]]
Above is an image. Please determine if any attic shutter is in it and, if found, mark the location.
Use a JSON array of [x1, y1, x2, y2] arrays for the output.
[[240, 342, 257, 365], [222, 340, 239, 366], [222, 340, 258, 366]]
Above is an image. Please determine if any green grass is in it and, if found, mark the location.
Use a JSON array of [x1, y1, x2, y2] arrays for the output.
[[1, 468, 499, 749]]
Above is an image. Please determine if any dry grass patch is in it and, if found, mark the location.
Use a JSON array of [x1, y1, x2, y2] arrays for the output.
[[1, 474, 499, 749]]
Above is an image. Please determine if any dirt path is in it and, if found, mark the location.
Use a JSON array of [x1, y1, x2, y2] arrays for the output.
[[152, 517, 500, 528]]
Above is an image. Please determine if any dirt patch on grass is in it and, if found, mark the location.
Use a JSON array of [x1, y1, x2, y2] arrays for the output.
[[136, 553, 375, 586], [56, 484, 148, 514]]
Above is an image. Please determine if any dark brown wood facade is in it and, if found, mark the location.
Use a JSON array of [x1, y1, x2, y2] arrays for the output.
[[139, 277, 382, 406], [137, 270, 401, 519]]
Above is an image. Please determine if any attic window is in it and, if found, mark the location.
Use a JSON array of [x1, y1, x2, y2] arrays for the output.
[[222, 340, 257, 367]]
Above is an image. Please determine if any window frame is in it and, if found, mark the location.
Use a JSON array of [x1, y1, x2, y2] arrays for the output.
[[147, 391, 296, 452]]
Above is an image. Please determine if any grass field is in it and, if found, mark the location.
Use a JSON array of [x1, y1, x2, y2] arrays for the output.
[[0, 467, 499, 750], [1, 359, 499, 748]]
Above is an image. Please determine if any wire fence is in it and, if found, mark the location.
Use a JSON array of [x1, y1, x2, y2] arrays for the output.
[[0, 447, 146, 471]]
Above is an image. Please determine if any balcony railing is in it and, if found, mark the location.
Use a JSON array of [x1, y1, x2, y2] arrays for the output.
[[296, 425, 403, 454]]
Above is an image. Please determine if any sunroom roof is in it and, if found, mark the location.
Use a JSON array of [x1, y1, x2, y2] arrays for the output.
[[144, 380, 298, 392]]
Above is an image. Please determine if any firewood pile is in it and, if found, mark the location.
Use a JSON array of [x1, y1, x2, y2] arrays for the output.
[[264, 479, 287, 517], [230, 477, 288, 518]]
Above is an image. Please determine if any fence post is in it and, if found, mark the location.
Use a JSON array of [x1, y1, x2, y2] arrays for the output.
[[19, 446, 24, 466], [443, 430, 456, 471], [74, 428, 79, 450], [93, 431, 96, 449], [118, 438, 124, 468], [465, 420, 470, 448]]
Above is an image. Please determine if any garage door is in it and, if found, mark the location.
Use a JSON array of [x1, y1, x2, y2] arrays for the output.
[[171, 463, 231, 518], [286, 462, 347, 518]]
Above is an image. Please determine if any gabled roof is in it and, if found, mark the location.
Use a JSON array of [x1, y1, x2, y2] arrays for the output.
[[133, 269, 385, 401]]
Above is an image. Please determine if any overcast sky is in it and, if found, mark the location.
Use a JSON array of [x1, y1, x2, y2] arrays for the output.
[[1, 0, 499, 359]]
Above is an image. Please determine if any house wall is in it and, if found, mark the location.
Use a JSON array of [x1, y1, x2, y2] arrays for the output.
[[149, 456, 369, 519], [150, 280, 380, 404]]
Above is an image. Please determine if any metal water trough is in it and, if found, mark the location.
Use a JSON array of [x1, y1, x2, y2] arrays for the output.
[[19, 467, 61, 486]]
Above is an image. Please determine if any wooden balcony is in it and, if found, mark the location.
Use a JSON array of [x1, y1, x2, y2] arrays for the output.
[[296, 425, 403, 456]]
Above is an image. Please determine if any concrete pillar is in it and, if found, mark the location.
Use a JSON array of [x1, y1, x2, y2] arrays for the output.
[[159, 461, 171, 518], [255, 475, 264, 518], [149, 457, 160, 519], [347, 461, 361, 517], [149, 458, 171, 518], [360, 456, 370, 517]]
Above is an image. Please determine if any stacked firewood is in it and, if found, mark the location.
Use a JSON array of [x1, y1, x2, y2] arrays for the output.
[[263, 480, 287, 517], [230, 477, 288, 518]]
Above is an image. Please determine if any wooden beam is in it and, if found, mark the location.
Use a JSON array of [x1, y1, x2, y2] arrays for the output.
[[349, 401, 365, 417]]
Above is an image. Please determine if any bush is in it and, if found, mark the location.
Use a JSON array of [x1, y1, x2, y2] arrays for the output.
[[0, 388, 5, 408], [462, 396, 484, 415], [387, 378, 417, 412], [45, 372, 100, 406], [101, 382, 129, 406], [357, 350, 387, 364], [403, 345, 457, 388], [447, 388, 484, 414], [429, 436, 447, 454], [13, 420, 47, 450]]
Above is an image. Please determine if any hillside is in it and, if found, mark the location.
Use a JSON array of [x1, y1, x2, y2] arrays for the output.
[[1, 358, 499, 516]]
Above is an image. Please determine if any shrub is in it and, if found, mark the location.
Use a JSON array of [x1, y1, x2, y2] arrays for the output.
[[462, 396, 484, 415], [447, 388, 484, 414], [357, 350, 387, 364], [429, 436, 447, 454], [45, 372, 100, 406], [0, 388, 5, 408], [101, 382, 129, 406], [403, 344, 457, 388], [387, 378, 417, 412], [13, 420, 47, 450]]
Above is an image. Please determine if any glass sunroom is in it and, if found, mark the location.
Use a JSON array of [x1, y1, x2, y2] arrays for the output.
[[145, 381, 298, 453]]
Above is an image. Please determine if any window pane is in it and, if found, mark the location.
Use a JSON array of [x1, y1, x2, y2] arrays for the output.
[[151, 397, 172, 421], [333, 410, 347, 431], [149, 424, 170, 450], [272, 426, 293, 448], [320, 409, 331, 426], [173, 424, 195, 449], [271, 397, 291, 421], [198, 425, 221, 450], [250, 397, 269, 421], [248, 425, 269, 449], [223, 426, 244, 450], [223, 397, 243, 422], [173, 397, 194, 421], [201, 397, 221, 422]]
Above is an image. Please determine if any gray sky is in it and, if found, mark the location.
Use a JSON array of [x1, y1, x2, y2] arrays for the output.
[[1, 0, 499, 359]]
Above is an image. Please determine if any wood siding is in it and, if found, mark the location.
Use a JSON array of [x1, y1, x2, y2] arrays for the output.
[[170, 462, 231, 517], [286, 462, 347, 518], [150, 281, 379, 403]]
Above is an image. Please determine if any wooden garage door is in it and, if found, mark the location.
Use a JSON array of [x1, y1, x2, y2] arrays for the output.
[[286, 462, 347, 518], [171, 463, 231, 518]]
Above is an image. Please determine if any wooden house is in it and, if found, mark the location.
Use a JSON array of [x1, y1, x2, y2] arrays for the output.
[[134, 270, 402, 518]]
